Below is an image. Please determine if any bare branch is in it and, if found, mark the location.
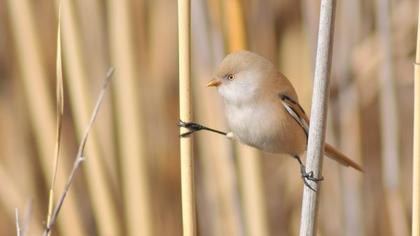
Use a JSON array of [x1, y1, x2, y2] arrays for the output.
[[42, 68, 114, 236]]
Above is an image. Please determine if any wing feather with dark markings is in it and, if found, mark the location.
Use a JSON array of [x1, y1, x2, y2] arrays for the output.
[[279, 94, 309, 139], [278, 94, 364, 171]]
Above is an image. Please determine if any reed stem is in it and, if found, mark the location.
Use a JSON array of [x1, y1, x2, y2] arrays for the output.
[[299, 0, 336, 235], [412, 0, 420, 234], [178, 0, 196, 235]]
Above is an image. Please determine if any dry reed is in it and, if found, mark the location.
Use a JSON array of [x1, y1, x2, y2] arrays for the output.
[[413, 0, 420, 234], [6, 0, 84, 234], [46, 2, 63, 232], [43, 68, 114, 236], [178, 0, 196, 235], [335, 1, 364, 235], [223, 0, 269, 235], [107, 0, 153, 234], [299, 0, 336, 235], [376, 0, 410, 234], [58, 0, 121, 234], [191, 0, 243, 234]]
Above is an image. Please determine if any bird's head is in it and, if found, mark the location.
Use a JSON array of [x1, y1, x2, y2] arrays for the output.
[[207, 50, 275, 104]]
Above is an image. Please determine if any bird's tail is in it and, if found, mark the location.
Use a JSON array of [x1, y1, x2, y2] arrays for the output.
[[324, 143, 363, 172]]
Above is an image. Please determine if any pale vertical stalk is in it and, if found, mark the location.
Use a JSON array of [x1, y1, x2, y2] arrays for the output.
[[376, 0, 410, 235], [6, 0, 85, 235], [413, 0, 420, 234], [178, 0, 196, 235], [192, 0, 242, 235], [299, 0, 336, 235], [237, 147, 269, 236], [301, 0, 320, 61], [46, 4, 63, 232], [107, 0, 152, 235], [336, 1, 364, 235], [224, 1, 269, 235], [57, 1, 121, 235], [42, 70, 113, 236], [75, 0, 118, 187]]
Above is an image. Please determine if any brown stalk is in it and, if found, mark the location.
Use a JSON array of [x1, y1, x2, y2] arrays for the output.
[[6, 0, 85, 234], [192, 0, 243, 234], [43, 68, 114, 236], [107, 0, 153, 234], [46, 2, 64, 231], [412, 0, 420, 234], [223, 0, 269, 235], [178, 0, 196, 235], [58, 0, 121, 234]]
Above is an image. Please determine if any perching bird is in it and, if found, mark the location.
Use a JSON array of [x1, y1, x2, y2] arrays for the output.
[[179, 50, 362, 190]]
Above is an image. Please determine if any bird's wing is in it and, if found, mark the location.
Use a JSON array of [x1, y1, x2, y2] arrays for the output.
[[279, 94, 309, 139], [279, 94, 363, 171]]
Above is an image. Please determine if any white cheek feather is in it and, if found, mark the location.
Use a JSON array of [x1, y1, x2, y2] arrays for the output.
[[218, 71, 259, 105]]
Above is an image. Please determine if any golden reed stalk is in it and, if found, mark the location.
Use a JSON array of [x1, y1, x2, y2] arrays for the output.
[[178, 0, 196, 235]]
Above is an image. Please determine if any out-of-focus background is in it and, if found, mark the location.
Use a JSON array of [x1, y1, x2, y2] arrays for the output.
[[0, 0, 416, 235]]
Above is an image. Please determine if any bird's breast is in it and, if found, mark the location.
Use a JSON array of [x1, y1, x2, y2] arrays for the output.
[[225, 101, 306, 155]]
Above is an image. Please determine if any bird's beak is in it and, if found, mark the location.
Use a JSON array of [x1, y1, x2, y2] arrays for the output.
[[207, 78, 222, 87]]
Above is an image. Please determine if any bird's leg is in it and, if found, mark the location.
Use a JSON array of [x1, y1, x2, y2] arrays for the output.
[[178, 120, 228, 137], [293, 155, 324, 191]]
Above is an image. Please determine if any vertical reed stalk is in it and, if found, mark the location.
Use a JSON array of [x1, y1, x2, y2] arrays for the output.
[[107, 0, 152, 235], [299, 0, 336, 235], [336, 1, 364, 235], [178, 0, 196, 235], [6, 0, 85, 234], [58, 1, 121, 235], [43, 70, 113, 236], [413, 0, 420, 234], [46, 3, 63, 233], [376, 0, 409, 235], [191, 0, 243, 234], [224, 1, 269, 235]]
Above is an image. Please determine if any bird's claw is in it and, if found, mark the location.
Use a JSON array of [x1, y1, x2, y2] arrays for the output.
[[178, 120, 204, 137], [300, 167, 324, 192]]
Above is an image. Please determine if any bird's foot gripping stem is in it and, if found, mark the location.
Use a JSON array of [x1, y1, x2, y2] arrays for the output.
[[294, 155, 324, 192], [178, 120, 228, 137], [178, 120, 206, 137]]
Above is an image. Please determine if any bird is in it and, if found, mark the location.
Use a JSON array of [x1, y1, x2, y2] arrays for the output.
[[178, 50, 362, 190]]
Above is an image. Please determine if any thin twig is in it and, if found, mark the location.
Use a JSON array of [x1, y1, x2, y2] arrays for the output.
[[299, 0, 337, 235], [21, 199, 32, 236], [42, 68, 114, 236]]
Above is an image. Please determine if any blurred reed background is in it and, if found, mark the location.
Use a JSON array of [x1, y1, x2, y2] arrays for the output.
[[0, 0, 417, 235]]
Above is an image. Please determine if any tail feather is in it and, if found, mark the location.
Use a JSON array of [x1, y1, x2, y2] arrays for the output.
[[324, 143, 363, 172]]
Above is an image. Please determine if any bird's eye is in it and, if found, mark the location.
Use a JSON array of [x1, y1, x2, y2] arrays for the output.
[[226, 74, 235, 80]]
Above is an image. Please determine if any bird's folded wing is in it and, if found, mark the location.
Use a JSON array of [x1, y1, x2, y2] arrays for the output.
[[280, 95, 309, 138], [279, 94, 363, 171]]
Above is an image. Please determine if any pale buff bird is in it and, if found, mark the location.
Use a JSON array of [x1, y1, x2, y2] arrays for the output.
[[179, 50, 362, 190]]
